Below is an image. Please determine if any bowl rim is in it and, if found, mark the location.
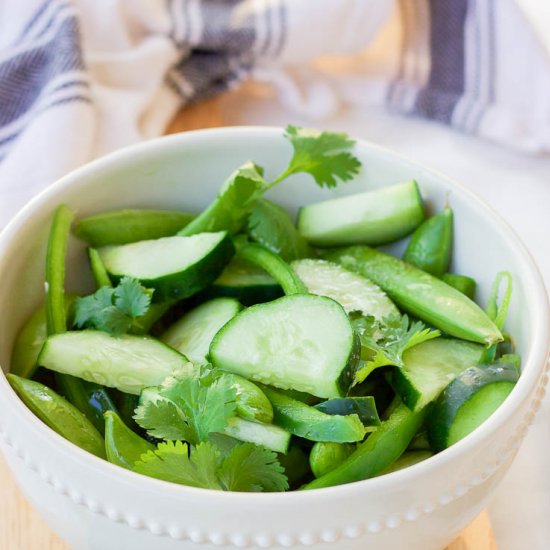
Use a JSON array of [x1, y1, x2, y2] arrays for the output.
[[0, 126, 548, 505]]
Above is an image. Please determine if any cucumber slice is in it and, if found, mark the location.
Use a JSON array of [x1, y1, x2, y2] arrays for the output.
[[428, 363, 518, 451], [74, 209, 195, 247], [223, 417, 291, 454], [210, 258, 283, 305], [98, 232, 234, 302], [291, 259, 398, 319], [297, 180, 424, 247], [38, 330, 194, 395], [391, 338, 485, 411], [210, 294, 360, 398], [262, 387, 366, 443], [161, 298, 243, 363]]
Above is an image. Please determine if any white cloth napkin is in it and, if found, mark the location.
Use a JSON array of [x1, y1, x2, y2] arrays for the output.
[[0, 0, 549, 222]]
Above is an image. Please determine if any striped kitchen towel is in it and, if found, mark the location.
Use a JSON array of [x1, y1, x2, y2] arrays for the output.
[[0, 0, 548, 224]]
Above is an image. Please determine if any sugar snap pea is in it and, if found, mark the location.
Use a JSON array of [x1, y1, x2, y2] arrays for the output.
[[46, 205, 116, 431], [8, 374, 105, 458], [88, 248, 112, 288], [325, 246, 502, 345], [104, 411, 154, 469], [74, 209, 195, 247], [302, 401, 427, 489], [441, 273, 477, 300], [309, 442, 354, 478], [403, 207, 453, 276], [237, 242, 307, 296]]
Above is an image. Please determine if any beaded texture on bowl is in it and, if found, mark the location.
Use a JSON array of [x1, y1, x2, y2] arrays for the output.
[[0, 361, 547, 548]]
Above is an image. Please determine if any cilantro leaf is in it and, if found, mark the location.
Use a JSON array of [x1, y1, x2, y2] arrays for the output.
[[277, 125, 361, 188], [114, 276, 151, 318], [352, 313, 440, 384], [73, 277, 152, 335], [133, 440, 288, 492], [179, 162, 267, 236], [218, 443, 289, 492], [134, 441, 222, 489], [247, 198, 312, 261], [134, 370, 237, 445]]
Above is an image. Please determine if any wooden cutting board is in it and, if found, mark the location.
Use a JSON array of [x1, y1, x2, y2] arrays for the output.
[[0, 97, 497, 549]]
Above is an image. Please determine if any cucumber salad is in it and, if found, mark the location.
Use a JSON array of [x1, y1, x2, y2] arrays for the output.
[[9, 126, 518, 492]]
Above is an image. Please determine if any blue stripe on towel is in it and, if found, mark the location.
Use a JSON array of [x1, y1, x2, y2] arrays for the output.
[[16, 0, 54, 42], [0, 14, 85, 127], [414, 0, 468, 123]]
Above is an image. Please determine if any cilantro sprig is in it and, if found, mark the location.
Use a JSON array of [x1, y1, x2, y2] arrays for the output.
[[179, 125, 361, 238], [134, 369, 237, 445], [351, 313, 441, 384], [133, 369, 288, 492], [73, 276, 152, 335], [134, 440, 288, 492], [268, 125, 361, 189]]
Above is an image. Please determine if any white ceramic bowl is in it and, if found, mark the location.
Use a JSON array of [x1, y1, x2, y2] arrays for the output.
[[0, 128, 548, 550]]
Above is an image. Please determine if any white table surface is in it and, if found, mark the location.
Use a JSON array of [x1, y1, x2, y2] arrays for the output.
[[216, 85, 550, 550]]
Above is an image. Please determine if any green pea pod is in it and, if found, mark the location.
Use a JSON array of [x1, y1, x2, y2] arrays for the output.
[[302, 401, 427, 489], [403, 208, 453, 277], [45, 205, 115, 432], [309, 442, 354, 478], [325, 246, 502, 345], [74, 209, 196, 247], [46, 205, 74, 335], [379, 450, 433, 475], [88, 248, 112, 288], [7, 374, 105, 458], [237, 242, 307, 296], [11, 296, 76, 379], [441, 273, 477, 300], [104, 411, 154, 469]]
